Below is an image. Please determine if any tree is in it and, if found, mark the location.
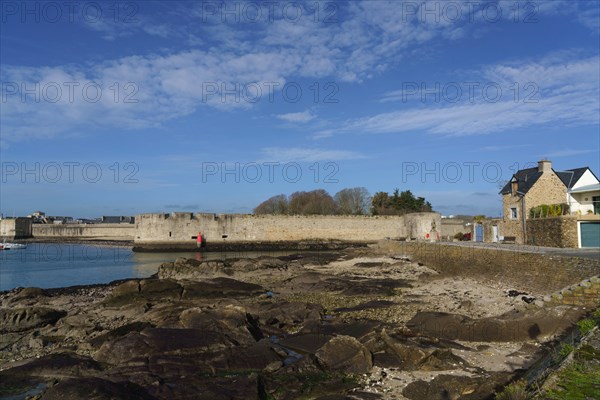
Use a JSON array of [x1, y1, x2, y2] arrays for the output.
[[254, 187, 431, 216], [254, 194, 288, 215], [334, 187, 371, 215], [371, 189, 433, 215], [371, 191, 392, 215], [288, 189, 337, 215]]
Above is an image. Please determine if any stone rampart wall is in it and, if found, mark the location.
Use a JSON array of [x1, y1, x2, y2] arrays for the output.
[[32, 224, 135, 240], [134, 212, 442, 250]]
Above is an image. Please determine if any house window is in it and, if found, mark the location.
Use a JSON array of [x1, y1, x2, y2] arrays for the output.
[[510, 208, 518, 219], [593, 196, 600, 215]]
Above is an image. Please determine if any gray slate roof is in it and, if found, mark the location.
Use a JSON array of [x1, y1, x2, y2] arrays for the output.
[[499, 167, 540, 195], [555, 167, 590, 189], [499, 166, 592, 195]]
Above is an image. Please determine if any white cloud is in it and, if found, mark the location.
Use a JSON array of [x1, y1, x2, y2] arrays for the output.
[[261, 147, 365, 163], [81, 12, 177, 41], [2, 2, 598, 143], [318, 54, 600, 137], [276, 110, 316, 123], [0, 50, 296, 141], [577, 7, 600, 31]]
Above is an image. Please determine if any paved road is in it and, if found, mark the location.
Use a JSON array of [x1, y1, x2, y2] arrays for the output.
[[437, 241, 600, 261]]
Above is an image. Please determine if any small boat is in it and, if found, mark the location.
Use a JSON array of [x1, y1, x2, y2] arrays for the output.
[[1, 242, 27, 250]]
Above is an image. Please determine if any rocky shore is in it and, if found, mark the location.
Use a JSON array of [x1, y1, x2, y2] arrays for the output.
[[0, 246, 592, 399], [132, 239, 370, 252]]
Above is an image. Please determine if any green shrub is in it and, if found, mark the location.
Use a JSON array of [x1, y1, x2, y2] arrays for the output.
[[576, 319, 596, 335], [453, 232, 464, 240], [559, 343, 575, 358], [529, 203, 569, 218]]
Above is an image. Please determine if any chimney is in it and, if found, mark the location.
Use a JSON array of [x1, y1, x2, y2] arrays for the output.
[[538, 159, 552, 173]]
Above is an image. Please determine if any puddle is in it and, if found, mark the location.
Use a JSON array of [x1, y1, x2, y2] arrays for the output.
[[1, 382, 47, 400]]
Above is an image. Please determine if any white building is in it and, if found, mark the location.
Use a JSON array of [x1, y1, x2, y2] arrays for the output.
[[557, 168, 600, 215]]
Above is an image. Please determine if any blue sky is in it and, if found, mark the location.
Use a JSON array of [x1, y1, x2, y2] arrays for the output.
[[1, 0, 599, 218]]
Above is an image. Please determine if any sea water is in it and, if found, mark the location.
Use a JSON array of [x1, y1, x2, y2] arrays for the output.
[[0, 243, 298, 291]]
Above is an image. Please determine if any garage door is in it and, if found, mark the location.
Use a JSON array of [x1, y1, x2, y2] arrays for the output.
[[580, 222, 600, 248]]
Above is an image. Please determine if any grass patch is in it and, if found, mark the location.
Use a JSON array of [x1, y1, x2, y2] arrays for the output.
[[558, 343, 575, 359], [545, 362, 600, 400], [495, 380, 530, 400], [263, 371, 360, 400], [574, 344, 600, 361]]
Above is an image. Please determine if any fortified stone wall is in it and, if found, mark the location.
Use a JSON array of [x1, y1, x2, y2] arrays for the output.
[[134, 212, 441, 249], [32, 224, 135, 240], [379, 241, 600, 295], [0, 218, 33, 239], [527, 216, 578, 248]]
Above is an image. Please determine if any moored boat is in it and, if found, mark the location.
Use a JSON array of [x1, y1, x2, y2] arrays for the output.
[[1, 243, 27, 250]]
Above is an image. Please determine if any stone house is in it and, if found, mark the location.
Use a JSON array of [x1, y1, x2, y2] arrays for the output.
[[497, 160, 600, 247]]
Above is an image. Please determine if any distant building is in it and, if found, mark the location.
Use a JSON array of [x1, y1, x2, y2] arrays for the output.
[[48, 216, 74, 225], [28, 211, 47, 224], [75, 218, 101, 224], [101, 216, 135, 224]]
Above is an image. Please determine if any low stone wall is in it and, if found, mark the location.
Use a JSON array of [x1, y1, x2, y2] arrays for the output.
[[378, 241, 600, 295], [527, 216, 578, 248], [440, 218, 469, 240], [470, 218, 501, 243], [500, 219, 524, 244], [32, 224, 135, 241], [542, 276, 600, 308]]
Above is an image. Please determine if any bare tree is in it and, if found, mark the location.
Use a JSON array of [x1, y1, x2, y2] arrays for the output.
[[253, 194, 288, 215], [288, 189, 337, 215], [334, 187, 371, 215]]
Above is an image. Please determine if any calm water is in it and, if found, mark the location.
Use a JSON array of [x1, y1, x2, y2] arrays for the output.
[[0, 243, 298, 291]]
